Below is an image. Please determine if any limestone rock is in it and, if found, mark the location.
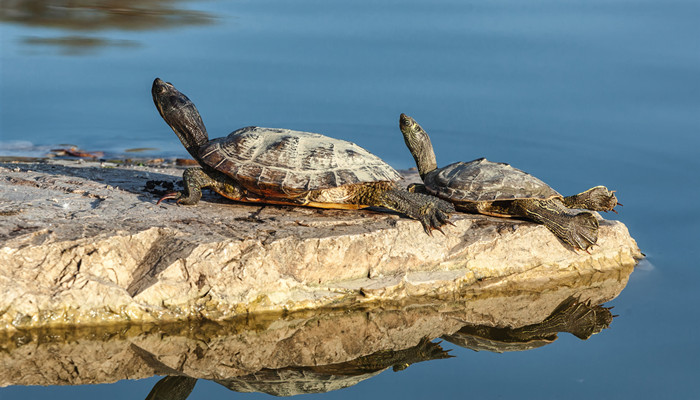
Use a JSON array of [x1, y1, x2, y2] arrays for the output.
[[0, 159, 642, 331]]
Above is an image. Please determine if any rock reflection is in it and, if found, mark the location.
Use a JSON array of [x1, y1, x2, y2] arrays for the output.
[[0, 0, 214, 53], [0, 263, 633, 397]]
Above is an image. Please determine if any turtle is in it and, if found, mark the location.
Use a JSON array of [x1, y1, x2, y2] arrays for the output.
[[398, 113, 621, 250], [150, 78, 454, 233], [215, 336, 452, 396]]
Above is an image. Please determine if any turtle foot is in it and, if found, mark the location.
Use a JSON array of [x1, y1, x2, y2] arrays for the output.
[[380, 189, 455, 235], [418, 197, 455, 235], [564, 186, 620, 213], [156, 191, 202, 206], [566, 212, 599, 251]]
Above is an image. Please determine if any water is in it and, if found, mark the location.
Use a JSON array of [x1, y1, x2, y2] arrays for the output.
[[1, 0, 699, 398]]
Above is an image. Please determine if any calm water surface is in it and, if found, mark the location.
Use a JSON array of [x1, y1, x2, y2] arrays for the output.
[[1, 0, 699, 398]]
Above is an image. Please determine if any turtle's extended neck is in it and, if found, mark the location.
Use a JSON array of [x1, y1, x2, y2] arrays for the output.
[[399, 114, 438, 179], [152, 78, 209, 161]]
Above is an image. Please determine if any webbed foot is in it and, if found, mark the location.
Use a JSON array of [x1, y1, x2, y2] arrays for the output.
[[565, 212, 599, 251], [379, 189, 455, 235], [418, 197, 455, 235], [519, 198, 599, 251], [564, 186, 620, 213]]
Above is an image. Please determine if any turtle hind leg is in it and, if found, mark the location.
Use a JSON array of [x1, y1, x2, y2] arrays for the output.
[[364, 187, 455, 234], [562, 186, 620, 213], [516, 198, 599, 251], [512, 297, 613, 341]]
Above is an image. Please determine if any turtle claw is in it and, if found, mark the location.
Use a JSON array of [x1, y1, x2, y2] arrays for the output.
[[157, 191, 182, 205], [419, 207, 451, 236], [401, 191, 454, 236]]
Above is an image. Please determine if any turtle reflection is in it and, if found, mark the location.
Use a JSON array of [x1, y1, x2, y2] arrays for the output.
[[442, 297, 614, 353], [145, 376, 197, 400], [142, 298, 613, 399], [144, 337, 452, 398]]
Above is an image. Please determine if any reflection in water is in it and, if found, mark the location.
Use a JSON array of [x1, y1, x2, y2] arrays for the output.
[[142, 299, 612, 399], [443, 297, 614, 354], [145, 376, 197, 400], [0, 0, 215, 53], [145, 337, 453, 398], [22, 35, 138, 55], [0, 263, 634, 398], [212, 337, 451, 396]]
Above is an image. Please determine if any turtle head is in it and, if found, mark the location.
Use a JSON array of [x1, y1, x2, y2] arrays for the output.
[[399, 113, 438, 179], [152, 78, 209, 162]]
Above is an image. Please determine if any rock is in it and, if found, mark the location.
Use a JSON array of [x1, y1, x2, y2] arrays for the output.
[[0, 264, 633, 390], [0, 159, 642, 332]]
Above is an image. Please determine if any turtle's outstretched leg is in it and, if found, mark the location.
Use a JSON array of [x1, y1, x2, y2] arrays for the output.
[[364, 187, 455, 234], [542, 297, 614, 340], [507, 297, 613, 342], [157, 167, 245, 205], [514, 198, 598, 251], [562, 186, 620, 213]]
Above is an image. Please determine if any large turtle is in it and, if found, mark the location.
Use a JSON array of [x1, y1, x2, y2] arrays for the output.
[[398, 113, 620, 250], [150, 78, 453, 232]]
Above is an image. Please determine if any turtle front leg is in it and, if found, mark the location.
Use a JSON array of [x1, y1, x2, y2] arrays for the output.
[[158, 167, 244, 205], [562, 186, 621, 213], [371, 188, 455, 234], [158, 167, 209, 205], [515, 198, 599, 251]]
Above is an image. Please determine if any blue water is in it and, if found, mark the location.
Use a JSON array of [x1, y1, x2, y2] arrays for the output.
[[1, 0, 699, 398]]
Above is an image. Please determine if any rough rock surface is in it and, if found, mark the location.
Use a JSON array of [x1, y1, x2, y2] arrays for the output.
[[0, 159, 642, 331]]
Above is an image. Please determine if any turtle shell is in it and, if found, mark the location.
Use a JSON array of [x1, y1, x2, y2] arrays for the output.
[[424, 158, 561, 203], [199, 126, 402, 197]]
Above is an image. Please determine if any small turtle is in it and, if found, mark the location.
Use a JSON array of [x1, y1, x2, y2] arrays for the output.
[[151, 78, 453, 233], [399, 113, 620, 250]]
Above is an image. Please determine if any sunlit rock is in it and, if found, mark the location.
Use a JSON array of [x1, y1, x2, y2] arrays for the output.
[[0, 159, 642, 331]]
